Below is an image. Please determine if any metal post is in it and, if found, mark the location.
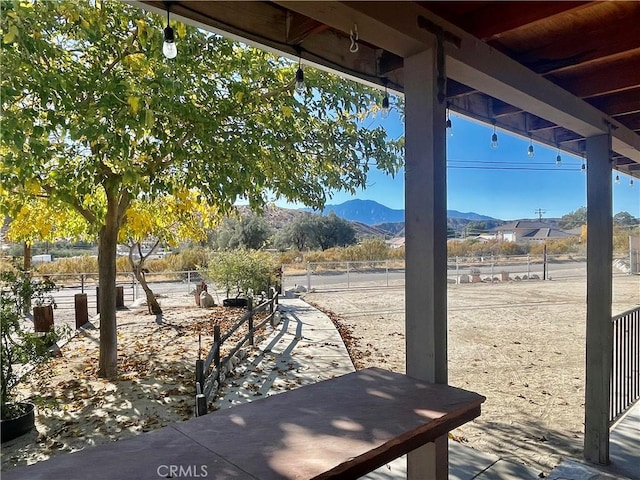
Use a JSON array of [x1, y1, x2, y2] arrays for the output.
[[386, 260, 389, 287], [527, 254, 531, 279], [347, 261, 350, 289], [195, 359, 205, 393], [187, 270, 191, 294], [195, 382, 207, 416], [306, 262, 311, 291], [81, 274, 85, 294], [455, 256, 459, 284], [490, 255, 494, 282]]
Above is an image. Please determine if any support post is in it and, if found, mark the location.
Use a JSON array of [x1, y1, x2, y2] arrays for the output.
[[404, 46, 448, 480], [584, 134, 613, 464]]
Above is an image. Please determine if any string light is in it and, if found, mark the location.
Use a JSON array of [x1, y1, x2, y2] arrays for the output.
[[446, 102, 453, 136], [615, 173, 620, 185], [631, 178, 635, 188], [527, 136, 535, 158], [555, 150, 562, 166], [490, 120, 498, 149], [381, 78, 390, 118], [162, 5, 177, 59], [295, 56, 305, 94]]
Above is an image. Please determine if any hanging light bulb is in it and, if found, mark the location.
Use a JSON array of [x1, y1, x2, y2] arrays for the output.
[[294, 56, 305, 94], [490, 120, 498, 149], [581, 161, 586, 172], [381, 79, 390, 118], [631, 178, 635, 188], [446, 103, 452, 131], [162, 6, 177, 59], [527, 136, 535, 158], [556, 152, 562, 166], [615, 174, 620, 185]]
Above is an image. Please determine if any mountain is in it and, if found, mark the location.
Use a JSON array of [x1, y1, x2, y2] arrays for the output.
[[308, 199, 495, 225]]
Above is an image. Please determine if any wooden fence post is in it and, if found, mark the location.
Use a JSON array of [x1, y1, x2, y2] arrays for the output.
[[116, 286, 124, 309], [74, 293, 88, 329], [214, 326, 221, 386], [268, 288, 274, 314], [248, 298, 254, 346]]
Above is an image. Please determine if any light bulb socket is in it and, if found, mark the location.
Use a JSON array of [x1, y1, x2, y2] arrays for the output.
[[382, 95, 390, 111], [295, 66, 305, 93], [491, 133, 498, 149], [164, 25, 175, 43], [446, 118, 452, 129], [615, 174, 620, 184]]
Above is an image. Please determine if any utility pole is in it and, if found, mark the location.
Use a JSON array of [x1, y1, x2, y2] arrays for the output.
[[534, 208, 547, 220]]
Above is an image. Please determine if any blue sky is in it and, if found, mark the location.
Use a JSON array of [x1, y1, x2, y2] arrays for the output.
[[277, 110, 639, 221]]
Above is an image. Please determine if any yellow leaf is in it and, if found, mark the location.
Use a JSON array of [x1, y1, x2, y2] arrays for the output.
[[235, 91, 244, 103], [3, 24, 19, 44], [282, 105, 293, 118], [175, 22, 186, 38], [127, 96, 140, 114]]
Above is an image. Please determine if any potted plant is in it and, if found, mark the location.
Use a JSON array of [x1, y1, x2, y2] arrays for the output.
[[1, 269, 59, 442]]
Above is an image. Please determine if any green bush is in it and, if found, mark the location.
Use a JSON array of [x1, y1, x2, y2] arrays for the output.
[[202, 249, 277, 297]]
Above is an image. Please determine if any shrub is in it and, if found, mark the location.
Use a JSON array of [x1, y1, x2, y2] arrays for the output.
[[1, 270, 61, 418], [202, 249, 277, 297]]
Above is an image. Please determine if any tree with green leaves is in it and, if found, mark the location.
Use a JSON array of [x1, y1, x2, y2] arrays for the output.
[[613, 211, 639, 227], [274, 212, 356, 251], [559, 207, 588, 229], [213, 213, 273, 250], [1, 0, 402, 378]]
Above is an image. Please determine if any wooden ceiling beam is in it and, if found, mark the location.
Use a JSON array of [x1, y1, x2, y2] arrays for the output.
[[550, 54, 640, 98], [286, 11, 328, 45], [587, 88, 640, 117], [437, 1, 591, 40], [521, 15, 640, 75]]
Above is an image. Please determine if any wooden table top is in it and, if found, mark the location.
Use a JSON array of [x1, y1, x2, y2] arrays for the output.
[[4, 368, 485, 480]]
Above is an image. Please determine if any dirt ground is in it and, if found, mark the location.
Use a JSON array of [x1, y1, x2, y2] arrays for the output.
[[303, 273, 640, 474], [0, 296, 272, 472]]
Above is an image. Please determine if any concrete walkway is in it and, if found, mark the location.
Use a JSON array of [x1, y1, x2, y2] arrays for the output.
[[547, 401, 639, 480], [216, 298, 542, 479]]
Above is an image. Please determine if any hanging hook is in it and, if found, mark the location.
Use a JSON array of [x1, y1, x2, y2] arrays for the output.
[[349, 24, 359, 53]]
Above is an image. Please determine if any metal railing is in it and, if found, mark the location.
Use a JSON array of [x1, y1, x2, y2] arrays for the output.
[[610, 306, 640, 425]]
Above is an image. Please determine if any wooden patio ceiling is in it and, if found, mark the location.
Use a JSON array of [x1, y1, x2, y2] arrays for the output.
[[138, 1, 640, 178]]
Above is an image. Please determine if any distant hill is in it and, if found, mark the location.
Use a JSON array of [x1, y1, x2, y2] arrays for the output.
[[308, 199, 496, 225]]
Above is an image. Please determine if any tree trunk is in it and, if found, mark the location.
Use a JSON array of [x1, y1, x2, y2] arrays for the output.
[[134, 267, 162, 315], [127, 241, 162, 315], [23, 243, 31, 271], [97, 199, 120, 379]]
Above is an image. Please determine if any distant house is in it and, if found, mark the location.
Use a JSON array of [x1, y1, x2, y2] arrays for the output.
[[490, 221, 578, 243]]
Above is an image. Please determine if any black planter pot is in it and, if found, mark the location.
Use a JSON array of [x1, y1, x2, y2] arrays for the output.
[[223, 298, 248, 308], [1, 402, 35, 443]]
